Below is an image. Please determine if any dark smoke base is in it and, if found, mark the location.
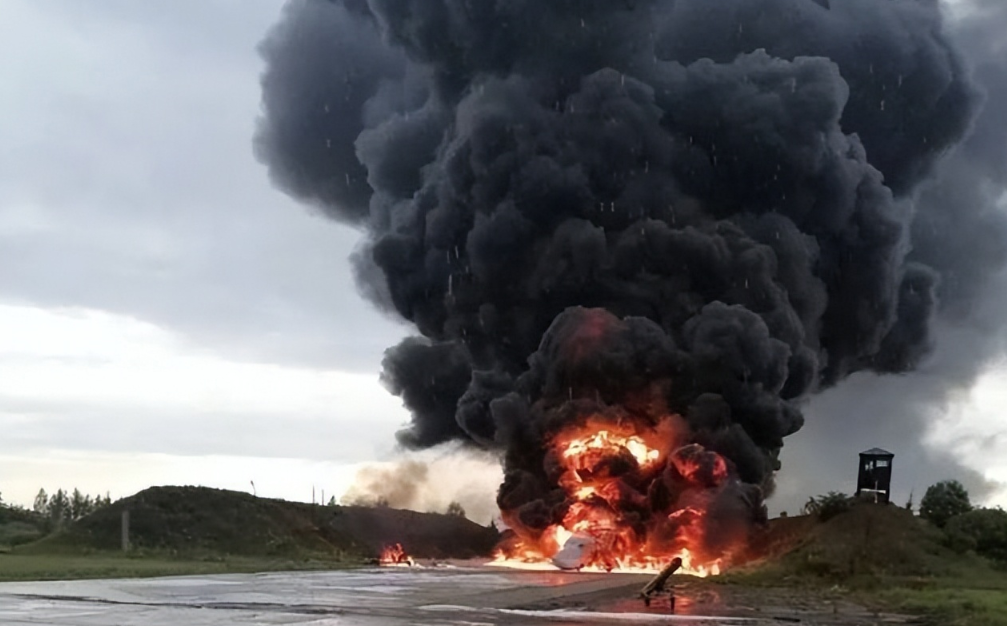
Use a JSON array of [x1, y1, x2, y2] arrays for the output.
[[255, 0, 1006, 548]]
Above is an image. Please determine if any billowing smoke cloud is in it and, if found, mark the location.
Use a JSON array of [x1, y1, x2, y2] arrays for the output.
[[255, 0, 1004, 545], [340, 446, 503, 523], [775, 0, 1007, 512]]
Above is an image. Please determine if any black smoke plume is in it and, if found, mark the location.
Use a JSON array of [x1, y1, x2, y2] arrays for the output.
[[775, 0, 1007, 510], [256, 0, 1002, 548]]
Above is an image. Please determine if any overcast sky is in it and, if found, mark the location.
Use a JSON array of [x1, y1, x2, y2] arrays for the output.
[[0, 0, 424, 506], [1, 0, 1004, 515]]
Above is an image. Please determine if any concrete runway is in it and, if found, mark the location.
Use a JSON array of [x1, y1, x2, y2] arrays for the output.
[[0, 566, 765, 625]]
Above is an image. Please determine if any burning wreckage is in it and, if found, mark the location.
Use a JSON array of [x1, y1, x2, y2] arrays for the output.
[[490, 370, 741, 577], [379, 543, 415, 567], [257, 0, 993, 581]]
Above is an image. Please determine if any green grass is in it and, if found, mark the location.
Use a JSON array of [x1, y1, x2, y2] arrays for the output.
[[727, 557, 1007, 625], [860, 567, 1007, 626], [0, 552, 359, 583], [720, 569, 1007, 626], [871, 586, 1007, 626]]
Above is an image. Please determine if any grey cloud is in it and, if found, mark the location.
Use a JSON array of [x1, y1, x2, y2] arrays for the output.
[[0, 0, 408, 374], [0, 398, 400, 463]]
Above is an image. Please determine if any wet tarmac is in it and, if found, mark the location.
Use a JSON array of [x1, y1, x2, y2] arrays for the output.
[[0, 566, 904, 625], [0, 566, 763, 625]]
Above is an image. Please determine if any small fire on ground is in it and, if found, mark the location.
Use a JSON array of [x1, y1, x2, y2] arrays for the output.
[[493, 417, 740, 577], [379, 543, 415, 567]]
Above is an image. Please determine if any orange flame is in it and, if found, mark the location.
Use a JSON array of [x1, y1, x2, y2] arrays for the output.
[[493, 416, 736, 577], [379, 543, 415, 567]]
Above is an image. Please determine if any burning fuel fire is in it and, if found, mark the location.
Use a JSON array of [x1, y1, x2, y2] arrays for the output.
[[493, 416, 735, 577], [379, 543, 415, 567]]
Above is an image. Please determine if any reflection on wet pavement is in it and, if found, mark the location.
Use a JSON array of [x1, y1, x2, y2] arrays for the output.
[[0, 566, 781, 625]]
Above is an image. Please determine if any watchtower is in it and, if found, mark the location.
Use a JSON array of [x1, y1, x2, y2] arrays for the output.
[[856, 448, 894, 504]]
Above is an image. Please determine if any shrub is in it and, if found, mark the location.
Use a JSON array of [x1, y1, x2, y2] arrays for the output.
[[945, 508, 1007, 564], [802, 492, 852, 521]]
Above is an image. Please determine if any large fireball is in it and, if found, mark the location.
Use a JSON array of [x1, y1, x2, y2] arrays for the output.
[[494, 412, 741, 576]]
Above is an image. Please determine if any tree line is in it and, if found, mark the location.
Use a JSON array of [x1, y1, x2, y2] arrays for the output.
[[918, 480, 1007, 564], [30, 488, 113, 528]]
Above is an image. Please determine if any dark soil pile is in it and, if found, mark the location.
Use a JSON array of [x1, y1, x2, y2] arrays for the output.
[[743, 512, 819, 564], [25, 486, 498, 560], [332, 504, 499, 559]]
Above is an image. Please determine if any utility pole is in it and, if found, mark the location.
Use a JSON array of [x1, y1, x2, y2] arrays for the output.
[[121, 510, 130, 552]]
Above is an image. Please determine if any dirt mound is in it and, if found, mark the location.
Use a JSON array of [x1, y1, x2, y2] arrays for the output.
[[332, 504, 498, 559], [25, 486, 498, 560], [743, 501, 969, 581], [744, 513, 819, 564]]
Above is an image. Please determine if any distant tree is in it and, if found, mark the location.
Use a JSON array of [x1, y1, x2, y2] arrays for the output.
[[327, 496, 337, 507], [49, 489, 70, 526], [446, 501, 466, 517], [920, 480, 972, 528], [905, 491, 914, 513], [802, 492, 851, 521], [33, 489, 48, 516], [70, 488, 86, 521]]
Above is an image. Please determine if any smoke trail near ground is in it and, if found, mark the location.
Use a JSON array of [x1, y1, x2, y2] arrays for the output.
[[255, 0, 1005, 556], [340, 446, 503, 523]]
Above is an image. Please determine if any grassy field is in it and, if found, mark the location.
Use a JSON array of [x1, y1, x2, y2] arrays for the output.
[[0, 552, 356, 583], [717, 571, 1007, 626], [863, 573, 1007, 626]]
